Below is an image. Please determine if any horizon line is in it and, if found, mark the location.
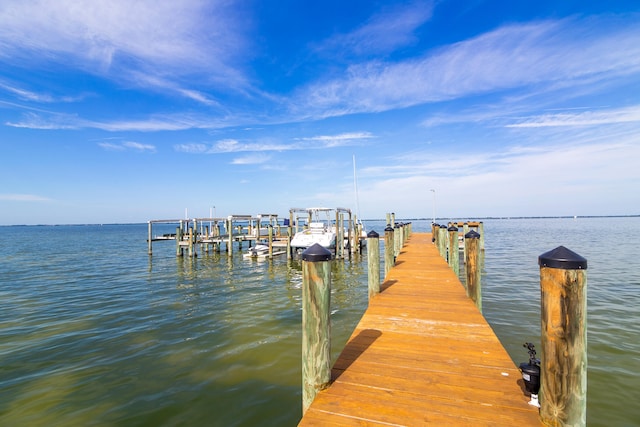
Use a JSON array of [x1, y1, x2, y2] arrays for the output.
[[2, 214, 639, 227]]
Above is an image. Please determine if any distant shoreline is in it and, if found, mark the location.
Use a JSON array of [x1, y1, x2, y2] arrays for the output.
[[2, 214, 639, 227]]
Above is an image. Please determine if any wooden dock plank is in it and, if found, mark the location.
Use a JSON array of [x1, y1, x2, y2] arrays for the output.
[[298, 232, 541, 426]]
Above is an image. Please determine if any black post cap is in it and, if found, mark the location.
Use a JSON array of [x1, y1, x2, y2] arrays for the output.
[[465, 230, 480, 239], [448, 225, 458, 231], [301, 243, 333, 262], [367, 230, 379, 238], [539, 246, 587, 270], [385, 225, 394, 232]]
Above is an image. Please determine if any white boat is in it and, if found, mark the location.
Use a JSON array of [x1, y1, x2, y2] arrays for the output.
[[289, 208, 338, 254], [242, 243, 270, 259], [291, 221, 337, 250]]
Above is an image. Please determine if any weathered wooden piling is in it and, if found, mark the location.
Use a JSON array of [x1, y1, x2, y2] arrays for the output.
[[192, 219, 198, 256], [367, 230, 380, 299], [176, 226, 183, 257], [147, 222, 153, 255], [346, 214, 353, 257], [447, 225, 459, 276], [440, 224, 448, 260], [461, 222, 469, 262], [188, 227, 195, 257], [393, 224, 399, 258], [301, 243, 333, 414], [538, 246, 588, 427], [464, 230, 481, 312], [384, 225, 394, 277], [287, 225, 292, 259], [478, 221, 485, 268], [227, 217, 233, 256], [335, 211, 342, 259], [437, 224, 447, 260]]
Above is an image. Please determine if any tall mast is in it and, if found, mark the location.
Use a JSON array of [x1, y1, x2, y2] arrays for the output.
[[353, 155, 361, 221]]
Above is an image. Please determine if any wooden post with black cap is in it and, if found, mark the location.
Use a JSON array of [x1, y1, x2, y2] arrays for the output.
[[367, 230, 380, 299], [539, 246, 587, 427], [448, 224, 459, 276], [464, 230, 481, 312], [301, 243, 333, 413], [384, 225, 394, 278]]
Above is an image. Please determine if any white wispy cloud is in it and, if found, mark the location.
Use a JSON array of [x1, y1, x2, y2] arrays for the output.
[[355, 134, 640, 217], [128, 72, 221, 106], [122, 141, 156, 152], [212, 139, 294, 153], [360, 150, 500, 180], [298, 132, 375, 147], [173, 143, 209, 154], [6, 112, 226, 132], [92, 117, 213, 132], [98, 140, 156, 152], [361, 124, 640, 186], [177, 89, 219, 106], [174, 139, 290, 154], [0, 193, 51, 202], [506, 105, 640, 127], [231, 154, 271, 165], [174, 132, 374, 154], [0, 82, 87, 103], [0, 0, 249, 92], [293, 16, 640, 117], [5, 112, 80, 130], [314, 1, 433, 57]]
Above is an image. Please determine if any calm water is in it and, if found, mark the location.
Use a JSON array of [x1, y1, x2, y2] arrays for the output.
[[0, 218, 638, 426]]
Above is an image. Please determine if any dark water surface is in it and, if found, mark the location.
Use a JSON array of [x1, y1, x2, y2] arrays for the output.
[[1, 218, 638, 426]]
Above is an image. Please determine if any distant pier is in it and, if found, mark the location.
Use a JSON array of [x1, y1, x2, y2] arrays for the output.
[[147, 209, 365, 259]]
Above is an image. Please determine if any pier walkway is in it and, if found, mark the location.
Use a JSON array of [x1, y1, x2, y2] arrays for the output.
[[299, 233, 541, 426]]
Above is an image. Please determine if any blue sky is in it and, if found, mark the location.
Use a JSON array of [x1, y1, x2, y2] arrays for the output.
[[1, 1, 639, 225]]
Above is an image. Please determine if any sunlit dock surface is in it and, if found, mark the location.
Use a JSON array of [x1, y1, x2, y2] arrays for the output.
[[299, 233, 541, 426]]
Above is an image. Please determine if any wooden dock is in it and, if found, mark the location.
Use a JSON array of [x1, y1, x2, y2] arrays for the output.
[[147, 209, 365, 259], [299, 232, 541, 426]]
